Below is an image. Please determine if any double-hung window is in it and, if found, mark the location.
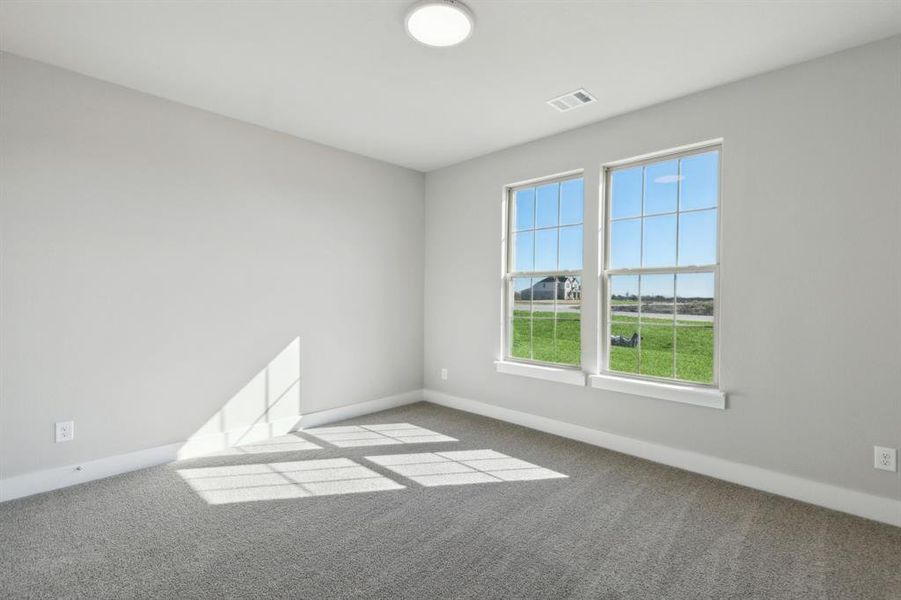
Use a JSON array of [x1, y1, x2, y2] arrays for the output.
[[505, 175, 584, 367], [603, 146, 720, 385]]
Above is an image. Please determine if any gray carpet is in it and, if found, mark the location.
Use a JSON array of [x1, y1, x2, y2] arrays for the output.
[[1, 401, 899, 599]]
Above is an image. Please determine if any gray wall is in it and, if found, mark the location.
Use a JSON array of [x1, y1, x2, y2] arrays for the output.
[[424, 37, 901, 499], [1, 54, 424, 478]]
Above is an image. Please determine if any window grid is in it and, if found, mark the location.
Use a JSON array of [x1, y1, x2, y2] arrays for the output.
[[505, 173, 584, 368], [603, 146, 720, 387]]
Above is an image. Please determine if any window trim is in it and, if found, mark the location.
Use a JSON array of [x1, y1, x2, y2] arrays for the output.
[[495, 360, 587, 386], [588, 373, 725, 409], [598, 141, 723, 389], [501, 169, 585, 370]]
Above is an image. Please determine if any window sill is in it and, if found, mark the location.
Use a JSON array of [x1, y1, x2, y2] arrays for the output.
[[495, 360, 586, 386], [589, 374, 725, 409]]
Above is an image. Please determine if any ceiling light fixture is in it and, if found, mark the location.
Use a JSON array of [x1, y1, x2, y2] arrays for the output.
[[405, 0, 474, 47]]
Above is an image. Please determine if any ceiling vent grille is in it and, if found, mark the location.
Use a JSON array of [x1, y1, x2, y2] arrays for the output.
[[547, 88, 596, 112]]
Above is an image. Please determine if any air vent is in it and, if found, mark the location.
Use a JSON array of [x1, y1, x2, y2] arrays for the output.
[[547, 88, 596, 112]]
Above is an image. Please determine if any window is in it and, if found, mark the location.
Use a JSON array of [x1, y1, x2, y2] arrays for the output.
[[505, 175, 583, 367], [603, 147, 720, 385]]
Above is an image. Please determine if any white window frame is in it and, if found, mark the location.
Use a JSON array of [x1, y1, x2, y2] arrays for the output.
[[499, 170, 585, 377], [598, 142, 723, 391]]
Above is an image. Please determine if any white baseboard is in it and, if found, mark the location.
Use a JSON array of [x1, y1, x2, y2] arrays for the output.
[[423, 389, 901, 527], [0, 443, 183, 503], [0, 389, 423, 503], [294, 389, 423, 429]]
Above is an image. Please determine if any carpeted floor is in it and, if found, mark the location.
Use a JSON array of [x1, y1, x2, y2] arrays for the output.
[[1, 401, 899, 599]]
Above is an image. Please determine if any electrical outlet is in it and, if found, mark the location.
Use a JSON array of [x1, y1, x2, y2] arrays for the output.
[[55, 421, 75, 443], [440, 368, 448, 381], [874, 446, 896, 472]]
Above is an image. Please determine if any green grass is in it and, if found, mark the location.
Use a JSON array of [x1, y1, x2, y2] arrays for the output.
[[512, 311, 714, 384], [611, 316, 713, 383], [511, 310, 580, 366]]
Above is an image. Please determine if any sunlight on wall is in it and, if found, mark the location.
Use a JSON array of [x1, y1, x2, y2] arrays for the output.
[[366, 450, 567, 487], [178, 458, 405, 504], [178, 337, 303, 459], [304, 423, 457, 448]]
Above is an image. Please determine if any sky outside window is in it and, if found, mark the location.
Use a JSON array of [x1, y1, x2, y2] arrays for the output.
[[609, 151, 718, 269]]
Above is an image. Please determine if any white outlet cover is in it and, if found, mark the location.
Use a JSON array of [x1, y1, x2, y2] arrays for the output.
[[440, 368, 448, 380], [874, 446, 897, 472], [55, 421, 75, 443]]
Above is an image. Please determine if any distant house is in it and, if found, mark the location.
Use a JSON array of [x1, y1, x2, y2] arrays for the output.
[[515, 276, 581, 301]]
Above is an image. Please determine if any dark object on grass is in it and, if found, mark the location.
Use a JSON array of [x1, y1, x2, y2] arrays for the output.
[[611, 332, 640, 348]]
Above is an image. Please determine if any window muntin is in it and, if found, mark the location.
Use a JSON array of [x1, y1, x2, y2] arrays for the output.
[[506, 175, 584, 367], [604, 148, 719, 385]]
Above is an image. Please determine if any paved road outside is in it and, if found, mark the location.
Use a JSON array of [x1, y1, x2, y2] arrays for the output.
[[514, 302, 713, 322]]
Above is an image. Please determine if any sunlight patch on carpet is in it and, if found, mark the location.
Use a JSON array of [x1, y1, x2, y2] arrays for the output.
[[178, 458, 404, 504], [365, 450, 567, 487]]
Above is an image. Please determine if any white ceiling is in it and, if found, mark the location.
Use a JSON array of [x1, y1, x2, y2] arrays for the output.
[[2, 1, 900, 172]]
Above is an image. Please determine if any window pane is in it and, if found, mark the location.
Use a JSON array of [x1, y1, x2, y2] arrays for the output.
[[610, 275, 639, 321], [609, 275, 639, 374], [535, 228, 557, 271], [512, 276, 534, 312], [644, 159, 678, 215], [678, 209, 717, 266], [530, 277, 557, 311], [639, 324, 674, 379], [511, 277, 533, 360], [558, 225, 582, 271], [680, 151, 719, 211], [639, 274, 674, 378], [639, 274, 675, 323], [511, 316, 532, 360], [512, 231, 534, 272], [530, 319, 555, 362], [560, 178, 583, 225], [514, 188, 535, 231], [531, 278, 556, 363], [610, 322, 639, 374], [611, 167, 641, 219], [676, 272, 714, 319], [675, 326, 714, 383], [642, 214, 677, 267], [610, 218, 641, 269], [554, 276, 581, 366], [536, 183, 559, 228], [676, 273, 714, 384]]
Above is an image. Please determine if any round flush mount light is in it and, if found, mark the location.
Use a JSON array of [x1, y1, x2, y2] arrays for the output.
[[405, 0, 474, 47]]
